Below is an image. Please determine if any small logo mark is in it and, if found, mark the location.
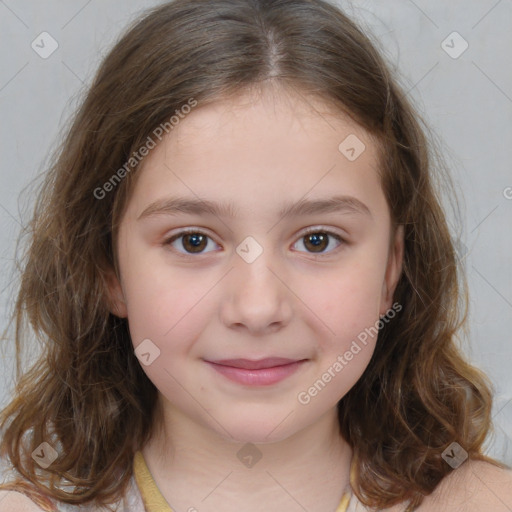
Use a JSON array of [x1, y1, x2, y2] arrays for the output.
[[31, 442, 59, 469], [442, 441, 468, 469], [503, 186, 512, 200], [236, 236, 263, 264], [441, 32, 468, 59], [31, 32, 59, 59], [135, 338, 161, 366], [236, 443, 263, 468], [338, 134, 366, 161]]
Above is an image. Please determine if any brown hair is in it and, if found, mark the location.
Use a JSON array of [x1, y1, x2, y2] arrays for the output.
[[0, 0, 507, 510]]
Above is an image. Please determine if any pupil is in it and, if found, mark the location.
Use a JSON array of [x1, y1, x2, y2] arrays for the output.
[[306, 233, 327, 252], [185, 234, 205, 252]]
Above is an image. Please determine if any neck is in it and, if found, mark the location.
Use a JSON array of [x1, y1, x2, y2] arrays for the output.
[[141, 397, 353, 512]]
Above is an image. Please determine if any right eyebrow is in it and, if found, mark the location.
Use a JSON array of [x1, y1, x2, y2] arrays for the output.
[[137, 194, 372, 221]]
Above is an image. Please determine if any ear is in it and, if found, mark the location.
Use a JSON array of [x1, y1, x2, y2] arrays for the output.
[[379, 224, 404, 316], [104, 268, 128, 318]]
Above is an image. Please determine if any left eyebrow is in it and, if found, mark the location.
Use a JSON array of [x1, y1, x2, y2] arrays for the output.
[[278, 195, 372, 220], [137, 194, 372, 221]]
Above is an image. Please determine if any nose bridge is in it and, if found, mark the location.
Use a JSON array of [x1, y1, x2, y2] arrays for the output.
[[234, 240, 282, 304], [236, 249, 276, 292], [221, 237, 292, 333]]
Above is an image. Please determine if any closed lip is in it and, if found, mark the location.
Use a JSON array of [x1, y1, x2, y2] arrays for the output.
[[205, 357, 306, 370]]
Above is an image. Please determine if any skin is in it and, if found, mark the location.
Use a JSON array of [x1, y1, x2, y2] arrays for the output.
[[1, 88, 511, 512], [2, 89, 511, 512], [107, 85, 406, 512]]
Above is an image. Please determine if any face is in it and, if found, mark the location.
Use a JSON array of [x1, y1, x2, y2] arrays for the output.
[[109, 87, 403, 444]]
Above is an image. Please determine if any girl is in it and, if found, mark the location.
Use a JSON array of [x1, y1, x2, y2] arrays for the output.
[[0, 0, 511, 511]]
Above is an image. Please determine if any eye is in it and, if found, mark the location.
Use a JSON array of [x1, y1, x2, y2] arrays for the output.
[[163, 229, 219, 255], [163, 227, 346, 257], [292, 228, 345, 255]]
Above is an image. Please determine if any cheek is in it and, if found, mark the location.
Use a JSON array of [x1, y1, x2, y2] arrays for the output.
[[126, 277, 213, 347], [122, 268, 216, 398], [300, 258, 384, 342], [294, 265, 384, 405], [119, 246, 216, 354]]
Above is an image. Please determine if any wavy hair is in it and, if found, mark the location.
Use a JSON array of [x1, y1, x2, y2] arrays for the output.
[[0, 0, 506, 510]]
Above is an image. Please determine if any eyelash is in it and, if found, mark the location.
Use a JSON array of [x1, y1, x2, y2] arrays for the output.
[[162, 227, 347, 258]]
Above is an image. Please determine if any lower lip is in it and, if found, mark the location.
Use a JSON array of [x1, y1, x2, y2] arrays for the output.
[[206, 360, 306, 386]]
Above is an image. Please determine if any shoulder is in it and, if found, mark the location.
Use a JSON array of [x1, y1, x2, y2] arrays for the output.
[[417, 459, 512, 511], [0, 489, 48, 511]]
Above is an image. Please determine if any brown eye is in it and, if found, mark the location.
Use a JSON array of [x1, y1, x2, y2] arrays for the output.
[[181, 233, 207, 253], [293, 230, 344, 255], [165, 231, 218, 255], [164, 228, 345, 257], [304, 232, 328, 252]]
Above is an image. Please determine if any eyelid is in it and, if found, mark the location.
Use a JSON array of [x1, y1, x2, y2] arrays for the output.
[[298, 225, 347, 241], [162, 225, 348, 257], [162, 227, 221, 258], [292, 226, 347, 256]]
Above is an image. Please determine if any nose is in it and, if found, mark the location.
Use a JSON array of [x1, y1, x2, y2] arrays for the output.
[[220, 250, 293, 335]]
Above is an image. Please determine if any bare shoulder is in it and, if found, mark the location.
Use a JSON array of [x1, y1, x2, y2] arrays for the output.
[[0, 489, 46, 511], [417, 459, 512, 512]]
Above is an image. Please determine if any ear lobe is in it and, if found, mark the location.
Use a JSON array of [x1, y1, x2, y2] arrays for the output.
[[380, 225, 404, 315], [104, 269, 128, 318]]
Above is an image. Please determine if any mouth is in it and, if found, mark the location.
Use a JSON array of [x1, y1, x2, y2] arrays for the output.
[[209, 357, 303, 370], [204, 357, 308, 386]]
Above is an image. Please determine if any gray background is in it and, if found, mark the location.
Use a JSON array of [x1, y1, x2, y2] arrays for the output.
[[0, 0, 511, 465]]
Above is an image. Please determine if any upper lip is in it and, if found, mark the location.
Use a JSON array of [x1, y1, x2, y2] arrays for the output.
[[206, 357, 305, 370]]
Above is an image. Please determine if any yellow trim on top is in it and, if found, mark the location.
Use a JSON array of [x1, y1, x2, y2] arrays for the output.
[[336, 491, 351, 511], [133, 450, 352, 512], [133, 450, 174, 511]]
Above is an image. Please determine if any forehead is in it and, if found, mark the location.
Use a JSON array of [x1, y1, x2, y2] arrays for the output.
[[168, 85, 375, 149], [123, 86, 387, 223]]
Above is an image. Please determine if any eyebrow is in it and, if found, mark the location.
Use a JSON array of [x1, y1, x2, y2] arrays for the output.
[[137, 194, 372, 221]]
